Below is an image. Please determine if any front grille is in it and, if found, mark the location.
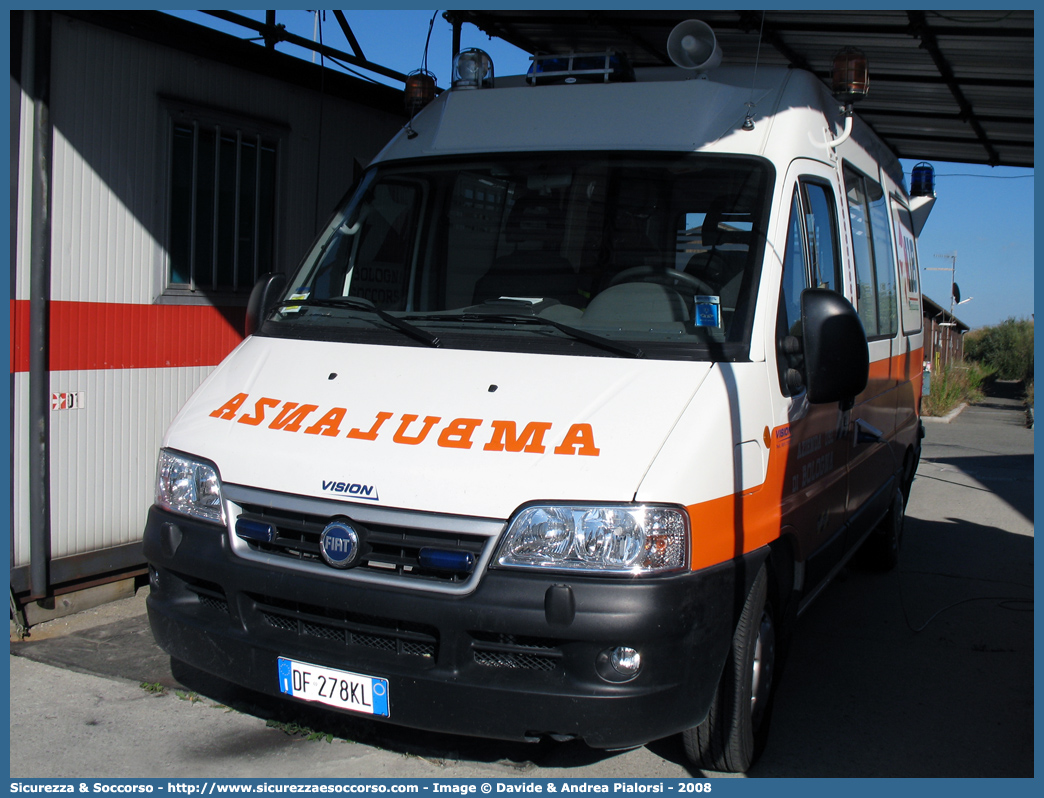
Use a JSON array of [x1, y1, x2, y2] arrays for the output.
[[197, 594, 230, 615], [235, 502, 488, 585], [264, 611, 297, 632], [252, 593, 437, 660], [183, 575, 230, 615], [471, 632, 562, 671]]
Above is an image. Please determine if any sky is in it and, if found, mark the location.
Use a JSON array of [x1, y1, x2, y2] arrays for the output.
[[165, 8, 1035, 331]]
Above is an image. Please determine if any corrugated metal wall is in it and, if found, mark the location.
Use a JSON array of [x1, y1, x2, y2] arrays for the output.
[[11, 376, 30, 567], [11, 12, 404, 587], [47, 368, 212, 559]]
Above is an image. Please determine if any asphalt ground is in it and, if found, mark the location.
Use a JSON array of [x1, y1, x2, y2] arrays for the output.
[[9, 385, 1034, 779]]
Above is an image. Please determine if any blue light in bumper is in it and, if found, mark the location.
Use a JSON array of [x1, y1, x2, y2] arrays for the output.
[[236, 518, 276, 544], [419, 548, 475, 573]]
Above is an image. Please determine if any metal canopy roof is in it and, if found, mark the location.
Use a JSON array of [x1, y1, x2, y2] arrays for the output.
[[445, 9, 1033, 168]]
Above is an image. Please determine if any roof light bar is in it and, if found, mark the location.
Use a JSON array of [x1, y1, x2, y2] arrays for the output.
[[527, 51, 635, 85], [831, 47, 869, 105], [910, 162, 936, 198], [452, 48, 494, 90], [825, 47, 870, 149], [405, 69, 437, 114]]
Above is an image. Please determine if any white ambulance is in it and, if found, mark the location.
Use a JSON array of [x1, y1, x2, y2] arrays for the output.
[[144, 22, 929, 772]]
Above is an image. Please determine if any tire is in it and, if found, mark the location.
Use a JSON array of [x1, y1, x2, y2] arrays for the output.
[[901, 445, 919, 504], [859, 485, 905, 571], [683, 564, 776, 773]]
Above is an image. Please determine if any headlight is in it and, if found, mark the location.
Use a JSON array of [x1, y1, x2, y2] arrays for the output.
[[496, 505, 688, 575], [155, 449, 225, 524]]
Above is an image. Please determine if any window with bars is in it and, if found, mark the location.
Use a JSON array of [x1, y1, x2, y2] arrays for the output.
[[167, 118, 279, 295]]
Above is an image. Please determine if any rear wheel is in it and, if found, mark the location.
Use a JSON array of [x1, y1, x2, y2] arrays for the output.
[[683, 564, 776, 772]]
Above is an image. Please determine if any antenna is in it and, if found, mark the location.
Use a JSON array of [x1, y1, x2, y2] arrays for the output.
[[925, 252, 970, 367], [742, 12, 766, 131], [927, 252, 959, 317]]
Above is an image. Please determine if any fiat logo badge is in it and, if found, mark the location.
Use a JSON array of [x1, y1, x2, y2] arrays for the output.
[[319, 519, 361, 569]]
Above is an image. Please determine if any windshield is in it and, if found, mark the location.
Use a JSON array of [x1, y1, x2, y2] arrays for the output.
[[270, 153, 773, 360]]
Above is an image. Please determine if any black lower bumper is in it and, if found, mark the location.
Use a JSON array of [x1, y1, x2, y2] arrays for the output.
[[143, 506, 762, 749]]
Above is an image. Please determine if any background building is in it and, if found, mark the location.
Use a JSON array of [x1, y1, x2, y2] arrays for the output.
[[11, 10, 406, 624], [922, 295, 970, 369]]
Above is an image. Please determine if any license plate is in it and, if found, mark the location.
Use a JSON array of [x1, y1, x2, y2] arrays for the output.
[[277, 657, 389, 717]]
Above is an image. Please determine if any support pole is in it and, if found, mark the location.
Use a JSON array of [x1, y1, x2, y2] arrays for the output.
[[451, 16, 462, 58], [264, 10, 276, 50], [27, 10, 53, 602]]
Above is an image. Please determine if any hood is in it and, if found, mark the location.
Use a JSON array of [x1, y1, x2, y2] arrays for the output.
[[164, 337, 713, 520]]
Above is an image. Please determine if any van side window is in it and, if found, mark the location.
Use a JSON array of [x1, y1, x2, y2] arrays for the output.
[[892, 201, 923, 334], [777, 181, 842, 396], [844, 167, 898, 339], [802, 182, 841, 292], [868, 184, 898, 336], [777, 190, 809, 395]]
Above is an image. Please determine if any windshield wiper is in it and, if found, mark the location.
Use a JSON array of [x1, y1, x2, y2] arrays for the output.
[[404, 312, 645, 359], [281, 297, 440, 348]]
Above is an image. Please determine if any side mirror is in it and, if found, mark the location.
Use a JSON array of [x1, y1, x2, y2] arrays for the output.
[[245, 272, 287, 337], [801, 288, 869, 405]]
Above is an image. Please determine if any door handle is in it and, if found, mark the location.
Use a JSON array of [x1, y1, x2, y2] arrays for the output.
[[854, 418, 884, 445]]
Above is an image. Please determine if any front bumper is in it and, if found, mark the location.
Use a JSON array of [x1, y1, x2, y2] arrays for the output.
[[143, 505, 761, 749]]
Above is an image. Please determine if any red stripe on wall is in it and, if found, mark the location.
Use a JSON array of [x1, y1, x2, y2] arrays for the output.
[[9, 300, 245, 373], [10, 300, 31, 373]]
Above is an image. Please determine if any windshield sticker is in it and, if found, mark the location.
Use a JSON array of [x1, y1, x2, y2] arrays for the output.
[[208, 392, 601, 456], [694, 295, 721, 328], [280, 288, 312, 314]]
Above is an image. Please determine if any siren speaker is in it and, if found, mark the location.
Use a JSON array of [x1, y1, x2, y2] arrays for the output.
[[667, 20, 722, 71]]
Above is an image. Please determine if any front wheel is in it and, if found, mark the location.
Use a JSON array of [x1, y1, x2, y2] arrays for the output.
[[683, 564, 776, 772]]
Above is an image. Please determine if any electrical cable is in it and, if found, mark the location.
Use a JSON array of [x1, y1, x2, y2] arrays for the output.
[[922, 173, 1033, 180], [872, 431, 1032, 635], [422, 10, 437, 74], [894, 563, 1032, 634], [928, 10, 1017, 24], [321, 54, 384, 85]]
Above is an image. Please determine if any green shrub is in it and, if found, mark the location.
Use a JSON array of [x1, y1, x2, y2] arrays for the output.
[[922, 359, 991, 417], [964, 317, 1034, 383]]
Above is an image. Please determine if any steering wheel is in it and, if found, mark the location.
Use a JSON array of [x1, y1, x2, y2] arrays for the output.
[[608, 266, 715, 296]]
